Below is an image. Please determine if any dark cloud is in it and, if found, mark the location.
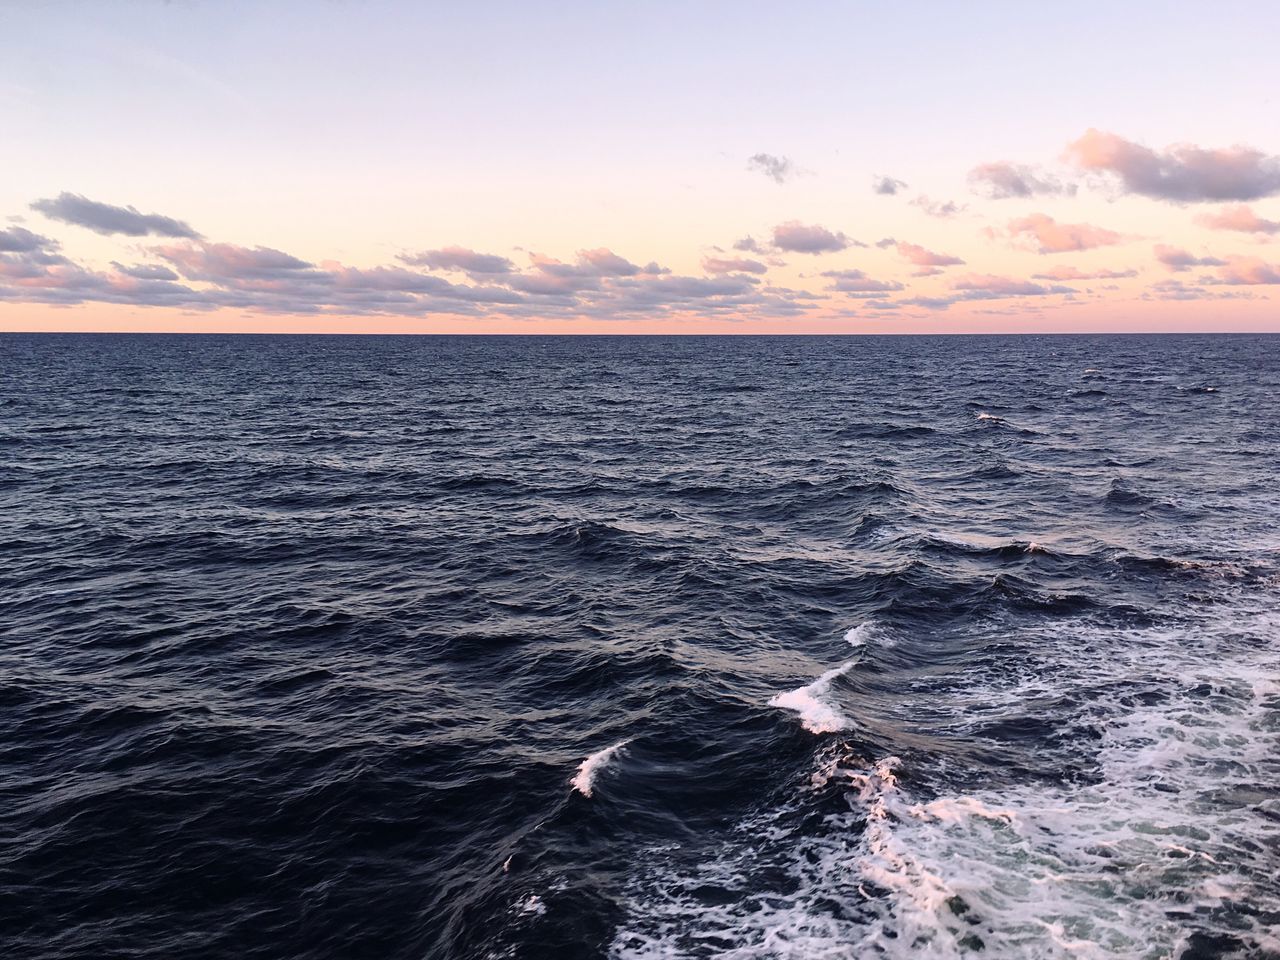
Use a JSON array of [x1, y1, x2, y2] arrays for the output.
[[873, 176, 907, 195], [0, 226, 54, 253], [968, 162, 1076, 199], [31, 192, 202, 238], [1066, 129, 1280, 203], [772, 221, 851, 254], [747, 153, 796, 184], [400, 246, 515, 274], [1153, 244, 1225, 272]]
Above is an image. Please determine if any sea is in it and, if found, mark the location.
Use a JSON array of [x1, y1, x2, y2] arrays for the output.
[[3, 333, 1278, 960]]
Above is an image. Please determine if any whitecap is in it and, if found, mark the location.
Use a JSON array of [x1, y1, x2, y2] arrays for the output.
[[570, 739, 631, 798], [769, 625, 872, 734]]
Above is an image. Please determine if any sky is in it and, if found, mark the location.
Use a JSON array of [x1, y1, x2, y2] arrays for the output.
[[2, 0, 1279, 334]]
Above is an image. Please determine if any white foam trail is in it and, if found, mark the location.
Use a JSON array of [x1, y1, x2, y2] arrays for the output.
[[614, 608, 1280, 959], [570, 739, 630, 798], [770, 624, 874, 734]]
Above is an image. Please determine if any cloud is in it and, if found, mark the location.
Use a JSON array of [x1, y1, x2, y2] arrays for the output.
[[703, 256, 768, 275], [1005, 213, 1122, 254], [1154, 244, 1225, 272], [1065, 129, 1280, 203], [156, 242, 318, 281], [111, 261, 180, 281], [873, 176, 907, 195], [819, 268, 905, 295], [1194, 204, 1280, 235], [0, 221, 825, 322], [577, 247, 665, 276], [899, 273, 1075, 310], [771, 221, 851, 254], [747, 153, 795, 184], [0, 226, 54, 253], [911, 195, 965, 218], [968, 162, 1076, 199], [401, 246, 515, 273], [874, 237, 897, 249], [1030, 265, 1137, 281], [896, 241, 964, 267], [951, 274, 1072, 297], [30, 192, 202, 238], [733, 235, 763, 253], [1214, 255, 1280, 285]]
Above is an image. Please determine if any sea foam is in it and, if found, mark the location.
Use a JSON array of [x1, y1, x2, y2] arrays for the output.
[[570, 739, 631, 798], [769, 624, 875, 734]]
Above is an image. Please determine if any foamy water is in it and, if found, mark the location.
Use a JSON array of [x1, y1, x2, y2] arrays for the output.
[[571, 740, 632, 798], [768, 623, 877, 734], [613, 604, 1280, 959]]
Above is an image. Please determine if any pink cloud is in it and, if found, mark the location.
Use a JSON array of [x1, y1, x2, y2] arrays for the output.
[[951, 274, 1067, 296], [1215, 256, 1280, 284], [1006, 213, 1122, 254], [702, 256, 767, 275], [1194, 204, 1280, 235], [1154, 244, 1225, 272], [772, 221, 853, 254], [1065, 129, 1280, 202], [1031, 265, 1137, 281], [896, 241, 964, 267]]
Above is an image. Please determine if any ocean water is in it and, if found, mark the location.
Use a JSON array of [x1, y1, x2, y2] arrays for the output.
[[3, 333, 1279, 960]]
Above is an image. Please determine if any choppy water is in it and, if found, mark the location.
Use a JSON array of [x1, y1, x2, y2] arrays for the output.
[[3, 333, 1279, 960]]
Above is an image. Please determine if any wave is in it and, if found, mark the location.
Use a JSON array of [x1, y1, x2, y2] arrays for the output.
[[570, 739, 631, 798], [769, 624, 876, 734], [614, 607, 1280, 959]]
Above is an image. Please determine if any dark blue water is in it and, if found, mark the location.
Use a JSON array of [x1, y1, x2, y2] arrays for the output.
[[3, 334, 1279, 960]]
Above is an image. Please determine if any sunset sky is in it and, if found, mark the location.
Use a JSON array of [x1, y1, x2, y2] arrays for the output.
[[3, 0, 1279, 333]]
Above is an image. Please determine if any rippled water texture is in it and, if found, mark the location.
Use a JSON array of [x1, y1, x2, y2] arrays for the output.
[[3, 333, 1279, 959]]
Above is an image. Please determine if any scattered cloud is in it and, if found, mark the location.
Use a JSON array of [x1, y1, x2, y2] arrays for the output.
[[951, 273, 1074, 297], [911, 195, 966, 218], [31, 192, 202, 238], [703, 256, 768, 275], [747, 153, 796, 184], [968, 162, 1076, 199], [400, 246, 515, 273], [1214, 255, 1280, 285], [1005, 213, 1123, 254], [771, 221, 852, 254], [900, 273, 1075, 310], [1065, 129, 1280, 203], [1194, 204, 1280, 235], [873, 176, 908, 195], [1154, 244, 1225, 272], [896, 241, 964, 267], [1031, 265, 1137, 281], [819, 268, 905, 295], [733, 235, 763, 253]]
